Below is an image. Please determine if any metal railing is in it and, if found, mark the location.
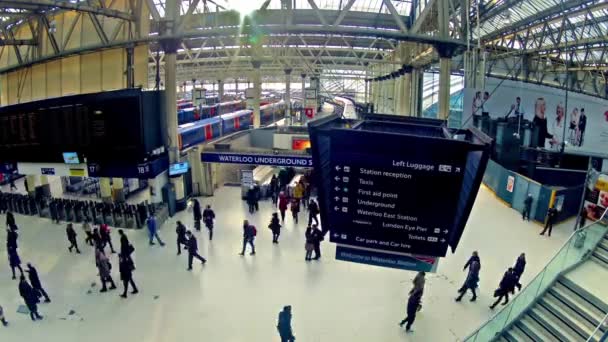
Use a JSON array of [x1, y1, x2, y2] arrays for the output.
[[463, 208, 608, 342], [586, 312, 608, 342]]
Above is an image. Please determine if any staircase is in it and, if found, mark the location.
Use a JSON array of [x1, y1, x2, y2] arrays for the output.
[[497, 234, 608, 342]]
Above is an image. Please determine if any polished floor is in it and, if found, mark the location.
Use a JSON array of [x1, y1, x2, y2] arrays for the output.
[[0, 185, 574, 341]]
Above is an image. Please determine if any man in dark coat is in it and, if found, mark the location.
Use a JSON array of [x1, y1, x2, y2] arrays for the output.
[[100, 224, 116, 253], [456, 259, 480, 302], [311, 224, 323, 260], [490, 268, 516, 309], [540, 206, 558, 236], [117, 229, 135, 265], [6, 227, 18, 250], [269, 213, 281, 243], [463, 251, 481, 271], [308, 199, 320, 226], [192, 199, 202, 231], [118, 253, 138, 298], [270, 175, 279, 206], [66, 223, 81, 254], [513, 253, 526, 291], [239, 220, 256, 256], [202, 205, 216, 240], [26, 263, 50, 303], [19, 275, 43, 321], [186, 231, 206, 270], [399, 288, 423, 332], [8, 246, 22, 280], [175, 221, 188, 255], [246, 187, 256, 214], [277, 305, 295, 342]]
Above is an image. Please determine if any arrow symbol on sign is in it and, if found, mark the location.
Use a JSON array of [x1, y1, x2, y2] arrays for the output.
[[334, 206, 339, 211], [334, 196, 340, 201], [334, 176, 340, 181], [440, 239, 446, 243], [444, 229, 449, 234], [335, 186, 340, 191], [335, 165, 341, 171]]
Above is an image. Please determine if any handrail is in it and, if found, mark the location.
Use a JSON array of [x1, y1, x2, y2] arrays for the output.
[[587, 312, 608, 342], [463, 208, 608, 341]]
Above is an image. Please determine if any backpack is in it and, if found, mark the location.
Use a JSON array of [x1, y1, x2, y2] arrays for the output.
[[251, 225, 257, 237]]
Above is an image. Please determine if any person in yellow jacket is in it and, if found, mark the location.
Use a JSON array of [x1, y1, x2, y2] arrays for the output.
[[293, 180, 305, 204]]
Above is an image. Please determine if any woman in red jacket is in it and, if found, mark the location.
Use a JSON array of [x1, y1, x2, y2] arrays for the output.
[[278, 192, 289, 222]]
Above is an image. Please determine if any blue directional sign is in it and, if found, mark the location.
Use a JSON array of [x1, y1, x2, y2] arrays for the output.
[[336, 245, 439, 272], [201, 152, 313, 167]]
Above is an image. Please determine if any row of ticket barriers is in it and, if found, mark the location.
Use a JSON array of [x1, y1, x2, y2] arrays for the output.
[[0, 192, 169, 229]]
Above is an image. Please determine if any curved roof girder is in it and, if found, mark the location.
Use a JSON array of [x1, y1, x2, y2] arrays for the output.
[[0, 0, 136, 21]]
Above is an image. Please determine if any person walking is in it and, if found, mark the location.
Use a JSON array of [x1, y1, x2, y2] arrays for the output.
[[540, 205, 558, 236], [0, 304, 8, 326], [308, 199, 320, 226], [293, 180, 304, 206], [268, 213, 281, 244], [100, 224, 116, 253], [96, 248, 116, 292], [117, 229, 135, 265], [311, 224, 323, 260], [118, 253, 138, 298], [246, 186, 256, 214], [146, 215, 165, 246], [522, 194, 533, 221], [410, 272, 426, 296], [192, 199, 202, 231], [92, 228, 104, 251], [6, 227, 18, 250], [8, 246, 22, 280], [277, 305, 295, 342], [25, 263, 51, 303], [5, 211, 15, 228], [278, 192, 288, 222], [239, 220, 256, 256], [202, 205, 216, 240], [175, 221, 188, 255], [456, 259, 480, 302], [66, 223, 81, 254], [185, 231, 207, 270], [18, 275, 43, 321], [270, 175, 279, 206], [464, 251, 481, 271], [290, 198, 300, 224], [399, 288, 423, 333], [490, 268, 516, 309], [304, 226, 315, 261], [82, 220, 94, 246], [513, 253, 526, 291]]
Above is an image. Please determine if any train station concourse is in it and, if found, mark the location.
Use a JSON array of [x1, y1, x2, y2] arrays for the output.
[[1, 0, 608, 341]]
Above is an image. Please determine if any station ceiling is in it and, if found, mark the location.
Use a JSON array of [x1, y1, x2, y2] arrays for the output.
[[0, 0, 606, 97]]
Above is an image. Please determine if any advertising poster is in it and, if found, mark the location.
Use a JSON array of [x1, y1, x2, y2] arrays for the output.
[[506, 175, 515, 193], [463, 78, 608, 155], [583, 173, 608, 221]]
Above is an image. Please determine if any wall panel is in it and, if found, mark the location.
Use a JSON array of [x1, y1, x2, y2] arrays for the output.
[[31, 64, 47, 101], [134, 45, 149, 88], [102, 49, 125, 91], [46, 60, 62, 98], [81, 52, 102, 93], [61, 55, 81, 95]]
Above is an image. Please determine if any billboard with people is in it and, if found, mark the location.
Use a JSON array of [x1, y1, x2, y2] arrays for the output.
[[463, 78, 608, 154]]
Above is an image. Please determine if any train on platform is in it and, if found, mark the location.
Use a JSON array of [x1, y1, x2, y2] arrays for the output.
[[177, 100, 247, 125], [178, 101, 288, 150]]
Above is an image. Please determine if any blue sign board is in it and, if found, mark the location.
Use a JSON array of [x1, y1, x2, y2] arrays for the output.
[[335, 245, 439, 272], [201, 152, 313, 167], [41, 167, 55, 175]]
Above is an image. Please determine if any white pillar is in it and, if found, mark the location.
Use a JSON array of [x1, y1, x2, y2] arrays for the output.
[[218, 79, 224, 102]]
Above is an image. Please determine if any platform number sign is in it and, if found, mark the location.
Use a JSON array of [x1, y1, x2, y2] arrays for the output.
[[137, 163, 150, 176]]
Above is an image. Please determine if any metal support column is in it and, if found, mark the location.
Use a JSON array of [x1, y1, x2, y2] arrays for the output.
[[285, 68, 292, 124], [252, 61, 262, 128], [438, 57, 451, 120], [218, 79, 224, 101], [410, 68, 421, 117], [402, 68, 412, 116], [126, 44, 135, 88], [301, 73, 306, 122]]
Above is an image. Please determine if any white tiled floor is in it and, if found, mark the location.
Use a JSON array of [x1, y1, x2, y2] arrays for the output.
[[0, 185, 574, 341]]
